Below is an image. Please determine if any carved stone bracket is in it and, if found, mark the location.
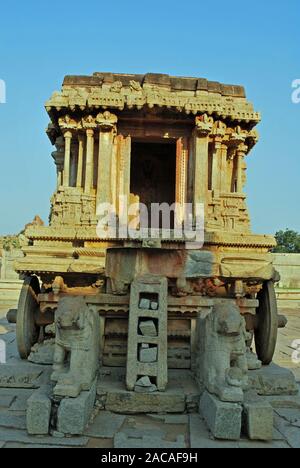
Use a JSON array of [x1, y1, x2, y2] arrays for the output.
[[195, 114, 214, 136], [96, 111, 118, 132]]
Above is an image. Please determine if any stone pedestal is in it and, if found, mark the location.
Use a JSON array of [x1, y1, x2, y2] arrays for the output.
[[200, 391, 242, 440]]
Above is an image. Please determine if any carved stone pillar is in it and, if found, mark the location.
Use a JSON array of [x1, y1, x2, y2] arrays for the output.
[[236, 144, 248, 193], [52, 136, 64, 190], [211, 121, 227, 195], [84, 129, 94, 194], [62, 131, 72, 187], [96, 112, 118, 207], [193, 114, 213, 218], [76, 134, 84, 188], [175, 137, 188, 225]]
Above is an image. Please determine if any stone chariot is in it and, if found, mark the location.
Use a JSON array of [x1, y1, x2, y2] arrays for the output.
[[10, 73, 287, 422]]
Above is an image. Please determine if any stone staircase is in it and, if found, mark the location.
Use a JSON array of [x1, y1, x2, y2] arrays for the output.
[[276, 288, 300, 310], [0, 279, 22, 310]]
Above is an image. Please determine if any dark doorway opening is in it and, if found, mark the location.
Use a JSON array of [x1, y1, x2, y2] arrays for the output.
[[130, 141, 176, 229]]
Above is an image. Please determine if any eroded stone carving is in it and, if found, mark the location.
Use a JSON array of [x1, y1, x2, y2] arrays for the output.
[[197, 302, 250, 403], [51, 297, 100, 398]]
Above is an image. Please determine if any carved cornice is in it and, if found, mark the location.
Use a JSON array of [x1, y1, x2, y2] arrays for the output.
[[46, 84, 261, 124]]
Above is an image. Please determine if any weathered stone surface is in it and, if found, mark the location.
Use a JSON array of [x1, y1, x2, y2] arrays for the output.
[[26, 386, 52, 435], [200, 391, 242, 440], [0, 441, 5, 448], [274, 414, 300, 448], [139, 299, 151, 310], [248, 363, 298, 396], [0, 428, 89, 446], [134, 384, 157, 393], [0, 395, 15, 408], [189, 414, 240, 448], [105, 389, 185, 414], [135, 376, 152, 387], [243, 394, 274, 441], [0, 412, 26, 430], [84, 411, 125, 438], [114, 432, 186, 449], [196, 302, 248, 403], [57, 379, 97, 435], [28, 340, 55, 365], [139, 345, 158, 363], [0, 364, 44, 388], [139, 320, 157, 337], [52, 297, 100, 398], [265, 394, 300, 409]]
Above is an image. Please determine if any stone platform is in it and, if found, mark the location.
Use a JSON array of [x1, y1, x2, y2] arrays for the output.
[[0, 313, 300, 448]]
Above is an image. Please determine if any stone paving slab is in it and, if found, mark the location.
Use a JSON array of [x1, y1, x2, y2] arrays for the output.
[[274, 414, 300, 448], [0, 396, 15, 408], [84, 411, 125, 439], [3, 443, 72, 449], [0, 412, 26, 430], [114, 432, 186, 449], [0, 428, 89, 447]]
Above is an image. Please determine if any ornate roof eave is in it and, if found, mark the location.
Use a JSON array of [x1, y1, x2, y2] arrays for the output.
[[45, 72, 261, 128]]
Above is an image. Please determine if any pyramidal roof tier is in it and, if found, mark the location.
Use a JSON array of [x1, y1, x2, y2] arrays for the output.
[[45, 72, 260, 126]]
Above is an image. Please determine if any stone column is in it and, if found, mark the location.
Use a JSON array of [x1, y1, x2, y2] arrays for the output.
[[211, 139, 222, 194], [220, 144, 228, 193], [175, 137, 188, 225], [96, 112, 118, 207], [76, 134, 84, 188], [62, 131, 72, 187], [84, 129, 94, 194], [236, 144, 248, 193], [193, 114, 213, 218]]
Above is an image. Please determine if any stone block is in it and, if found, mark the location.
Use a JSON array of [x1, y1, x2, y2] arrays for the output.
[[57, 379, 97, 435], [248, 363, 298, 396], [26, 386, 52, 435], [189, 414, 240, 448], [139, 320, 157, 337], [242, 395, 274, 441], [200, 391, 242, 440], [139, 299, 151, 310], [105, 389, 185, 414], [139, 345, 157, 363]]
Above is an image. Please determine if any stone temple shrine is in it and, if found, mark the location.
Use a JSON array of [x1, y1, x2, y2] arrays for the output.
[[6, 72, 297, 441]]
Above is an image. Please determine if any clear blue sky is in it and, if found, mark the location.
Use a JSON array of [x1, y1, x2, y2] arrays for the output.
[[0, 0, 299, 236]]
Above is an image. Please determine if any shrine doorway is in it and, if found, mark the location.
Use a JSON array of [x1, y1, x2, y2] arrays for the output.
[[130, 140, 176, 229]]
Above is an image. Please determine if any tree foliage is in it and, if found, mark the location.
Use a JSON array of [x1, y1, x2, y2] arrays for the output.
[[273, 229, 300, 253]]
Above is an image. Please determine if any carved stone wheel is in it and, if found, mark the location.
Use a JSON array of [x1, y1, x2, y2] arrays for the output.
[[16, 276, 41, 359], [254, 280, 278, 365]]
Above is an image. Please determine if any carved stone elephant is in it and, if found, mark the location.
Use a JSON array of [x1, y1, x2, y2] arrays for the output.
[[51, 296, 100, 398]]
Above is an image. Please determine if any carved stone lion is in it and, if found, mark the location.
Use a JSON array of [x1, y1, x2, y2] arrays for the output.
[[197, 302, 250, 403], [51, 297, 100, 398]]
